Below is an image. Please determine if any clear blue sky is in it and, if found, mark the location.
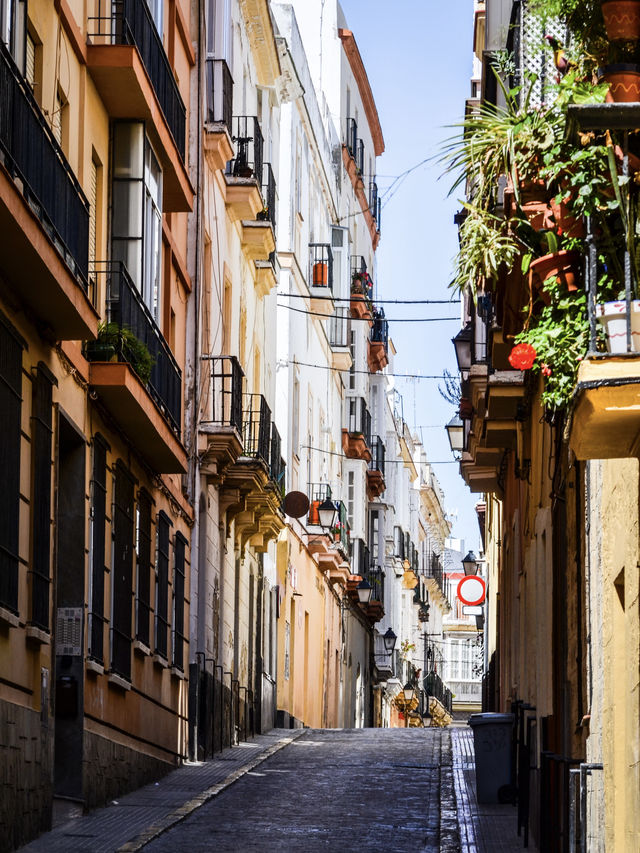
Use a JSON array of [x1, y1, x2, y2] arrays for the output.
[[338, 0, 480, 549]]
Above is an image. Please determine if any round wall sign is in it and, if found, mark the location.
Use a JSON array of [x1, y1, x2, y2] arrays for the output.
[[457, 575, 486, 607]]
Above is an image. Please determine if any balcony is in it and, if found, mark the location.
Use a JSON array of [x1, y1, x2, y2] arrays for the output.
[[369, 180, 381, 234], [224, 116, 264, 221], [363, 564, 385, 622], [328, 308, 352, 370], [342, 120, 380, 249], [87, 0, 191, 211], [425, 552, 452, 611], [308, 243, 334, 315], [199, 355, 244, 480], [220, 393, 284, 551], [367, 435, 386, 499], [244, 163, 276, 274], [85, 263, 185, 473], [368, 308, 389, 372], [204, 58, 234, 171], [347, 539, 384, 623], [342, 397, 372, 462], [307, 486, 351, 582], [350, 257, 373, 323], [0, 42, 97, 340]]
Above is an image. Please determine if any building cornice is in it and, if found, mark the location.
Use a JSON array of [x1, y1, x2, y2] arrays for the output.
[[337, 29, 385, 156]]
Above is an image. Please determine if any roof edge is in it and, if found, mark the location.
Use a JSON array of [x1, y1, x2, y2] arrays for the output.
[[338, 28, 385, 157]]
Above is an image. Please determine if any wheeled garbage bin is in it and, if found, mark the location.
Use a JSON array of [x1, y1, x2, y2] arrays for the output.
[[468, 712, 514, 804]]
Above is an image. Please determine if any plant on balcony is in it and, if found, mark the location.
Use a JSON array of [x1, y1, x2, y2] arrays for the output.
[[87, 322, 155, 385]]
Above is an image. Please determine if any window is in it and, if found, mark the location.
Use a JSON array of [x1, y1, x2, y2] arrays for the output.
[[111, 122, 163, 322], [207, 0, 232, 61], [0, 313, 23, 615], [135, 489, 153, 647], [25, 29, 34, 88], [369, 510, 379, 565], [89, 435, 108, 661], [0, 0, 26, 71], [291, 376, 300, 458], [348, 330, 356, 390], [155, 511, 171, 658], [111, 462, 135, 679], [347, 471, 355, 529], [146, 0, 163, 35], [172, 532, 187, 670], [30, 363, 54, 630]]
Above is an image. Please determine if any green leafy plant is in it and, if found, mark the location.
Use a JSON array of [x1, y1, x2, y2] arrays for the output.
[[452, 203, 521, 293], [89, 322, 155, 385]]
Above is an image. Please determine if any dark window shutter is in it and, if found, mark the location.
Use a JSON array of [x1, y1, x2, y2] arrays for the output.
[[89, 435, 108, 662], [111, 462, 135, 679], [135, 489, 153, 647], [172, 532, 187, 670], [31, 364, 54, 630], [0, 317, 23, 613], [155, 511, 171, 658]]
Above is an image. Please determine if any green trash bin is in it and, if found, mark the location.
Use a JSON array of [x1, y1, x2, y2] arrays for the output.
[[468, 712, 514, 803]]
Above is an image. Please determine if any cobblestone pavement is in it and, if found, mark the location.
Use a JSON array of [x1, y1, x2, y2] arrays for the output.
[[18, 726, 538, 853]]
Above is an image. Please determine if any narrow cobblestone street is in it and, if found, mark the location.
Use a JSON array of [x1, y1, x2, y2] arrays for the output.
[[20, 727, 532, 853]]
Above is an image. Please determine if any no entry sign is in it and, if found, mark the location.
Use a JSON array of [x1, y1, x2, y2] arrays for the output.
[[457, 575, 486, 607]]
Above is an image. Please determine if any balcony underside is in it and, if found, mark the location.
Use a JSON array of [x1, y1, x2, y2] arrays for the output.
[[309, 287, 334, 316], [254, 260, 277, 297], [366, 469, 385, 499], [367, 340, 388, 372], [486, 370, 526, 419], [204, 127, 234, 172], [224, 176, 263, 221], [342, 429, 372, 462], [350, 294, 373, 324], [87, 45, 193, 212], [198, 425, 243, 483], [461, 453, 500, 494], [570, 357, 640, 460], [240, 221, 275, 261], [89, 362, 187, 473], [0, 162, 98, 340], [221, 459, 284, 551]]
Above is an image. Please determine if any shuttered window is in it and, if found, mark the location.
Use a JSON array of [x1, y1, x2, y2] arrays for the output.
[[89, 435, 108, 662], [155, 511, 171, 658], [89, 158, 98, 269], [0, 315, 23, 614], [25, 32, 34, 89], [135, 489, 153, 647], [31, 364, 54, 630], [111, 462, 135, 679], [172, 532, 187, 671]]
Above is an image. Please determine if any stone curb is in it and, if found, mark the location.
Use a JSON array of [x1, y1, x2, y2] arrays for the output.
[[116, 730, 306, 852]]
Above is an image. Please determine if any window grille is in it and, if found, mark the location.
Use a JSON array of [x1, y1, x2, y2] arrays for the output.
[[155, 510, 171, 658], [135, 489, 153, 647], [172, 532, 187, 670], [30, 364, 54, 630], [111, 462, 135, 679]]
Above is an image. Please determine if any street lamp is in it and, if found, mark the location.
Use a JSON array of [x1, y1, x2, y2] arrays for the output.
[[445, 415, 464, 456], [356, 579, 372, 605], [318, 498, 338, 530], [402, 681, 415, 728], [452, 324, 472, 373], [383, 627, 397, 655], [462, 550, 478, 576]]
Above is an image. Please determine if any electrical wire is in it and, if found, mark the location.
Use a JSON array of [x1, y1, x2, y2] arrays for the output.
[[279, 359, 452, 380], [276, 292, 460, 305], [301, 444, 457, 464], [277, 303, 459, 322]]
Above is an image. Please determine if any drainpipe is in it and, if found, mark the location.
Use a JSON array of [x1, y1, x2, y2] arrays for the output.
[[579, 763, 603, 853]]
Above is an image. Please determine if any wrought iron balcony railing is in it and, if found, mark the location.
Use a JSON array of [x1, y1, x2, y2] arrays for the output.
[[0, 40, 90, 292], [309, 243, 333, 290], [345, 117, 358, 160], [365, 565, 384, 603], [355, 138, 364, 175], [205, 58, 233, 129], [369, 180, 379, 218], [307, 483, 332, 526], [227, 115, 264, 182], [259, 162, 276, 230], [241, 393, 271, 467], [88, 0, 186, 159], [87, 262, 182, 433], [350, 537, 370, 580], [347, 396, 372, 443], [351, 256, 367, 277], [270, 423, 285, 492], [424, 670, 453, 714], [393, 526, 406, 560], [369, 435, 385, 477], [334, 500, 350, 555], [328, 307, 349, 348], [371, 308, 389, 348], [204, 355, 244, 433]]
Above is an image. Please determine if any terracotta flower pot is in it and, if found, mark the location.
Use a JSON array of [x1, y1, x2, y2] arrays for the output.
[[519, 179, 548, 204], [550, 197, 585, 239], [596, 300, 640, 352], [313, 261, 328, 286], [530, 250, 581, 304], [601, 0, 640, 41], [602, 64, 640, 102]]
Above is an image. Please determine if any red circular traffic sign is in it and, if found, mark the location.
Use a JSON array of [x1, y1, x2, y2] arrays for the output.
[[457, 575, 486, 607]]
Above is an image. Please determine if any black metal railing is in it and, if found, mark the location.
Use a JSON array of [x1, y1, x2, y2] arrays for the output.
[[241, 393, 271, 466], [369, 435, 385, 477], [424, 670, 453, 713], [369, 180, 378, 216], [309, 243, 333, 290], [351, 267, 373, 305], [347, 396, 371, 443], [87, 262, 182, 434], [307, 483, 331, 526], [365, 565, 384, 603], [88, 0, 186, 159], [426, 551, 449, 599], [328, 307, 349, 348], [111, 625, 131, 680], [269, 423, 285, 491], [205, 355, 244, 433], [226, 115, 263, 182], [355, 138, 364, 175], [205, 57, 233, 129], [371, 307, 389, 348], [394, 526, 405, 560], [345, 117, 358, 159], [0, 40, 90, 292], [335, 500, 350, 555], [30, 572, 50, 631], [351, 256, 367, 277], [259, 162, 276, 230], [351, 537, 370, 579]]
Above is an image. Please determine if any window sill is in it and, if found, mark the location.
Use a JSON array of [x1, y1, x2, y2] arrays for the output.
[[133, 639, 151, 656], [152, 654, 168, 669], [86, 659, 104, 676], [0, 606, 19, 628], [26, 625, 50, 644], [170, 666, 184, 679], [108, 672, 131, 691]]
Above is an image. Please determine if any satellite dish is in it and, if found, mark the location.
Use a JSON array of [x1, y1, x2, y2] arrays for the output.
[[283, 491, 310, 519]]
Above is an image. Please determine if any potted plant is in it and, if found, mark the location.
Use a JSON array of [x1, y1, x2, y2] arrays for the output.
[[86, 322, 155, 385], [313, 261, 328, 286], [601, 0, 640, 42], [596, 299, 640, 351]]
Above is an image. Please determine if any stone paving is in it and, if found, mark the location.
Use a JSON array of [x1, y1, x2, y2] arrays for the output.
[[18, 725, 538, 853]]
